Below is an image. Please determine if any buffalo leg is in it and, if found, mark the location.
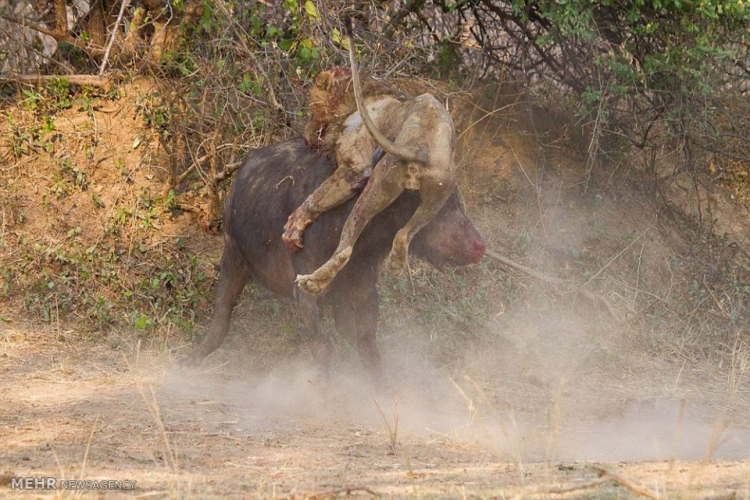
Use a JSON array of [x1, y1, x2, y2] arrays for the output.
[[181, 239, 251, 366], [296, 157, 404, 295], [296, 291, 333, 376], [387, 180, 453, 273], [331, 285, 385, 387]]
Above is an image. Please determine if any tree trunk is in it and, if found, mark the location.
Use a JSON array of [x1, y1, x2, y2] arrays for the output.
[[85, 0, 108, 47], [53, 0, 67, 35]]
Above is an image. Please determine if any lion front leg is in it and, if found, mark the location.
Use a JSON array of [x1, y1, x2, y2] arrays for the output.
[[282, 166, 362, 252], [296, 245, 354, 295], [297, 157, 404, 295]]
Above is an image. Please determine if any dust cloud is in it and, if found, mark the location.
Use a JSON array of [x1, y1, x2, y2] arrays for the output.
[[164, 305, 749, 463], [164, 164, 749, 464]]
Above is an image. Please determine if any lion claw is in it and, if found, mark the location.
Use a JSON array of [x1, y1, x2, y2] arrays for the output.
[[385, 251, 408, 275], [283, 209, 314, 253], [282, 229, 304, 252], [296, 274, 325, 295]]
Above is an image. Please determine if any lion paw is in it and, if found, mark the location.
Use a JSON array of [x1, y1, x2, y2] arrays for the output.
[[385, 251, 408, 276], [296, 273, 327, 295], [282, 228, 305, 252], [283, 209, 313, 252]]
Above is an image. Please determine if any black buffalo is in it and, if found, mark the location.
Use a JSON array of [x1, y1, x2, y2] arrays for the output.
[[183, 139, 485, 383]]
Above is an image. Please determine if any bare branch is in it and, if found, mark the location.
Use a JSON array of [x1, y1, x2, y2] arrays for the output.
[[484, 249, 617, 316], [0, 14, 105, 57], [214, 162, 242, 183], [591, 467, 660, 500], [0, 74, 112, 89], [99, 0, 133, 75]]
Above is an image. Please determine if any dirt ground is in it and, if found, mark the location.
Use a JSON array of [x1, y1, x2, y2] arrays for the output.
[[1, 324, 748, 500]]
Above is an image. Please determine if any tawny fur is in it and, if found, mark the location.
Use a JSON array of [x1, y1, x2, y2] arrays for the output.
[[303, 66, 392, 155], [292, 22, 461, 296]]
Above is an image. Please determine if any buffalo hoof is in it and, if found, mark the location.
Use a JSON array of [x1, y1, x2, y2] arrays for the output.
[[178, 351, 205, 367]]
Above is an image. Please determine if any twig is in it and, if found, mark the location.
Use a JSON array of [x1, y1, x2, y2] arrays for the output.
[[0, 23, 75, 73], [0, 13, 59, 39], [99, 0, 132, 75], [275, 175, 294, 188], [384, 0, 426, 39], [176, 150, 214, 186], [591, 466, 660, 499], [0, 74, 111, 89], [0, 13, 105, 57], [214, 161, 241, 183], [456, 102, 523, 143], [546, 477, 610, 494], [584, 216, 657, 287], [172, 203, 200, 213], [485, 248, 564, 285], [175, 164, 197, 185], [303, 486, 380, 499], [484, 248, 617, 316]]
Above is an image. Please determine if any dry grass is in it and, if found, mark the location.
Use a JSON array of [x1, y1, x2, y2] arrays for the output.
[[372, 397, 399, 453], [0, 323, 748, 498]]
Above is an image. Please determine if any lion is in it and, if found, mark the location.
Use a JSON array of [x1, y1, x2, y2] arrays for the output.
[[289, 18, 459, 296], [282, 67, 396, 251]]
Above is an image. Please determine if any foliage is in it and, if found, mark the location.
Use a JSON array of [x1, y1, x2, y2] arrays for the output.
[[495, 0, 750, 128], [408, 0, 750, 229], [0, 179, 213, 334]]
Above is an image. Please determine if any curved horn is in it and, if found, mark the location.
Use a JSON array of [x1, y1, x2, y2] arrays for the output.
[[345, 18, 425, 164]]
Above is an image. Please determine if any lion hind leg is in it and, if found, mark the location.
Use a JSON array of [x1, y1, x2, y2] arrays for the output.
[[387, 179, 453, 274]]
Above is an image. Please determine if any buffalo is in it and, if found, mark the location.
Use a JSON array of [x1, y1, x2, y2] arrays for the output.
[[182, 138, 485, 384]]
